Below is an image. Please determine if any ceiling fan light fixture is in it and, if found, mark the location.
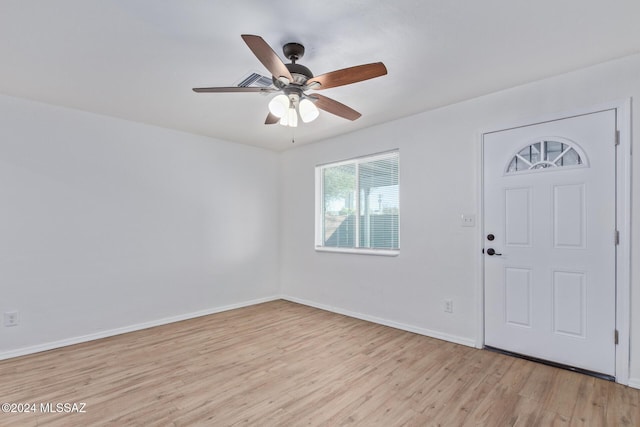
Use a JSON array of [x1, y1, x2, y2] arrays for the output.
[[279, 105, 298, 127], [268, 94, 289, 118], [299, 98, 319, 123]]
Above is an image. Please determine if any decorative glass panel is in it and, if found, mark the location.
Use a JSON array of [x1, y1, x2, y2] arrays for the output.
[[557, 148, 581, 166], [506, 140, 585, 174], [518, 143, 541, 164]]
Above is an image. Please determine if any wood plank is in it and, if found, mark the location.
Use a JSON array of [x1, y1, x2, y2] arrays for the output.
[[0, 300, 638, 426]]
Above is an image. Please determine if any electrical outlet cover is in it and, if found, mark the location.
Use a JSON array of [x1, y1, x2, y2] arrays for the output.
[[4, 311, 19, 327], [444, 299, 453, 313]]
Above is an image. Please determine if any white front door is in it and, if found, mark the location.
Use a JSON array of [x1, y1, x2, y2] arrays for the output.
[[483, 110, 617, 376]]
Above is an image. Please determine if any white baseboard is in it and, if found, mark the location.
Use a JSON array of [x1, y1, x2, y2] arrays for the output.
[[628, 378, 640, 390], [6, 293, 630, 386], [282, 295, 476, 348], [0, 295, 281, 361]]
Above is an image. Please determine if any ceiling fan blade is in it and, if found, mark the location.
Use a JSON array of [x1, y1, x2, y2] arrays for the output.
[[306, 62, 387, 90], [241, 34, 293, 83], [193, 87, 276, 93], [265, 112, 279, 125], [308, 94, 361, 121]]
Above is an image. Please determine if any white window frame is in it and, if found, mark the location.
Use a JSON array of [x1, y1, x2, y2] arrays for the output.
[[315, 150, 399, 256]]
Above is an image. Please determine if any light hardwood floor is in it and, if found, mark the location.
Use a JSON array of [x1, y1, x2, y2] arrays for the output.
[[1, 300, 638, 426]]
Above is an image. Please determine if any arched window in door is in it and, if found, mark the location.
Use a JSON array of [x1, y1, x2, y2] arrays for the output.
[[506, 139, 588, 174]]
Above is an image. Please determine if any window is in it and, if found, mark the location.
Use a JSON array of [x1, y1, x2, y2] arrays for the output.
[[506, 139, 586, 174], [315, 151, 399, 255]]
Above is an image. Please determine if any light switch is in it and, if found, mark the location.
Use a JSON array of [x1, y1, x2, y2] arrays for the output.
[[461, 213, 476, 227]]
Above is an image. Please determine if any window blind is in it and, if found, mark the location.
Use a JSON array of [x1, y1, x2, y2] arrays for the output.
[[317, 151, 399, 252]]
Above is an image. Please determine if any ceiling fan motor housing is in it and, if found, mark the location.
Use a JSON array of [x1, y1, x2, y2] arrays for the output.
[[273, 62, 313, 87]]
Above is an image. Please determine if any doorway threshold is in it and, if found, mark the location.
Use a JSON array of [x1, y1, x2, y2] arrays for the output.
[[484, 345, 615, 382]]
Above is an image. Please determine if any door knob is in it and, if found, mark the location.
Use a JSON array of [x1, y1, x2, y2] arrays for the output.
[[486, 248, 502, 256]]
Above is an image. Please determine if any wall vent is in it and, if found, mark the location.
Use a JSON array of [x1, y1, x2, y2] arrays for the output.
[[237, 72, 274, 88]]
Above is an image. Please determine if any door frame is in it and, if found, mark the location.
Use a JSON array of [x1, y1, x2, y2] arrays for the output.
[[475, 99, 631, 385]]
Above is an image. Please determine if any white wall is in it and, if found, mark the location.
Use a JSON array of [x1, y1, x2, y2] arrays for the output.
[[280, 53, 640, 382], [0, 94, 280, 357], [2, 53, 638, 385]]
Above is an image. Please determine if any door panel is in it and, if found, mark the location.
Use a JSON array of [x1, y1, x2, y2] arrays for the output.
[[553, 184, 585, 248], [483, 110, 616, 376], [552, 270, 586, 337], [504, 267, 532, 327], [505, 187, 532, 246]]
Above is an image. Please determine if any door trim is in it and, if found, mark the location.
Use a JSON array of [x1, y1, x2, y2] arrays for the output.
[[476, 99, 631, 385]]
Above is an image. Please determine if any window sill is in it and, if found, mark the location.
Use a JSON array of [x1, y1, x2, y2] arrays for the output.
[[315, 246, 399, 257]]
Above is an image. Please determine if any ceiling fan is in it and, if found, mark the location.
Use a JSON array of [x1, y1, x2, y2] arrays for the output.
[[193, 34, 387, 127]]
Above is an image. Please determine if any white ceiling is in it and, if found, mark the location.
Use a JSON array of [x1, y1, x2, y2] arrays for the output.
[[1, 1, 639, 151]]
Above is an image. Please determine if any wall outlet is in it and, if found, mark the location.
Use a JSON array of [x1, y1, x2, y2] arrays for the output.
[[4, 311, 19, 327], [444, 299, 453, 313]]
